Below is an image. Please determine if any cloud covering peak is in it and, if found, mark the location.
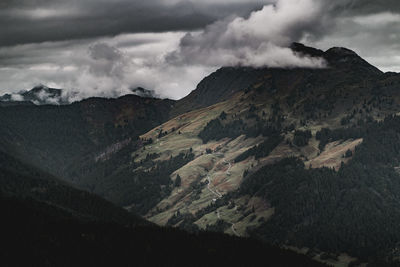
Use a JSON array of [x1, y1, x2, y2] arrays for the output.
[[168, 0, 327, 68]]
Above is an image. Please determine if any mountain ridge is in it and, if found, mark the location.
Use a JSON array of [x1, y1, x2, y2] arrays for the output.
[[0, 85, 162, 106], [171, 43, 387, 118], [1, 43, 387, 110]]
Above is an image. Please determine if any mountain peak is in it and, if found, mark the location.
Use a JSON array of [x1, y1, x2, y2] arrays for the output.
[[0, 85, 66, 106], [172, 43, 385, 116], [324, 46, 382, 75], [130, 87, 158, 98], [290, 42, 324, 58], [324, 46, 362, 64], [289, 43, 381, 75], [325, 46, 358, 57], [31, 84, 49, 90], [26, 85, 62, 97]]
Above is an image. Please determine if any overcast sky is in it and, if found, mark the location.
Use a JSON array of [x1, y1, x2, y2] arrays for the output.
[[1, 0, 400, 101]]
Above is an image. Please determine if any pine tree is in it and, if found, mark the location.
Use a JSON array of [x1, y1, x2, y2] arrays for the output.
[[174, 175, 182, 187]]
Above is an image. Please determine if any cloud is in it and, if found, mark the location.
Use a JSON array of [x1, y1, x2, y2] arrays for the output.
[[0, 32, 214, 101], [0, 0, 272, 47], [34, 89, 61, 105], [343, 0, 400, 15], [353, 12, 400, 27], [167, 0, 328, 68], [10, 94, 24, 101], [87, 43, 126, 78], [0, 0, 331, 102], [1, 0, 400, 102]]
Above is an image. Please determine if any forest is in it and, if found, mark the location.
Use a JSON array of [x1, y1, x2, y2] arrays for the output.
[[198, 111, 281, 144], [87, 151, 195, 215], [238, 115, 400, 265]]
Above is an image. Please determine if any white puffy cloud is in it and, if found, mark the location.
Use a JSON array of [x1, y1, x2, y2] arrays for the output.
[[10, 94, 24, 101], [0, 32, 214, 101], [167, 0, 328, 68]]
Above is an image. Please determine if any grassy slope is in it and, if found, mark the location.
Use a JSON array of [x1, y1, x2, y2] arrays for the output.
[[121, 66, 400, 266]]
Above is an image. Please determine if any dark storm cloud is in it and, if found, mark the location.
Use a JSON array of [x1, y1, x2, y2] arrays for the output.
[[345, 0, 400, 14], [0, 0, 270, 47], [0, 0, 398, 47]]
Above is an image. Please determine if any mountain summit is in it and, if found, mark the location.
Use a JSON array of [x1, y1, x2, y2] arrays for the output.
[[0, 85, 67, 106], [291, 43, 381, 74], [171, 43, 385, 117], [290, 42, 325, 58]]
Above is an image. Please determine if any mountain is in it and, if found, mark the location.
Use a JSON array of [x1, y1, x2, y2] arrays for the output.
[[172, 43, 383, 118], [118, 44, 400, 265], [2, 43, 400, 266], [0, 94, 174, 181], [130, 87, 158, 98], [0, 85, 160, 106], [0, 85, 69, 105]]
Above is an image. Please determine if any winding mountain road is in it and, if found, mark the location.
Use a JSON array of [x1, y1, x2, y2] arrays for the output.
[[223, 158, 232, 175], [207, 175, 222, 199], [206, 158, 240, 237]]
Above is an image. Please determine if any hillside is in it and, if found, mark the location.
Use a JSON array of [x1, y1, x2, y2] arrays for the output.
[[0, 149, 146, 225], [0, 94, 174, 184], [0, 149, 326, 266], [2, 43, 400, 265], [171, 43, 384, 117], [108, 44, 400, 265]]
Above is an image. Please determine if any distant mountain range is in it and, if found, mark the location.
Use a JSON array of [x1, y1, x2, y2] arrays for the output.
[[2, 43, 400, 266], [0, 85, 67, 106], [0, 85, 158, 106]]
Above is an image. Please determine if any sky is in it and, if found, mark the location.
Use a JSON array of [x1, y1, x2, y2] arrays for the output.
[[0, 0, 400, 101]]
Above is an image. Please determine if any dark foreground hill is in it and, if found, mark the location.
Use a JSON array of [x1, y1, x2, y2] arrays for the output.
[[0, 147, 326, 266], [1, 194, 327, 267]]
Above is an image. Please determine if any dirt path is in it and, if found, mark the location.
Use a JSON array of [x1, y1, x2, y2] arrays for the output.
[[230, 223, 240, 236], [206, 159, 240, 237], [223, 158, 232, 175], [207, 175, 222, 199]]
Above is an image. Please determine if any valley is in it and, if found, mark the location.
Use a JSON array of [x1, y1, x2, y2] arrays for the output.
[[2, 44, 400, 266]]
